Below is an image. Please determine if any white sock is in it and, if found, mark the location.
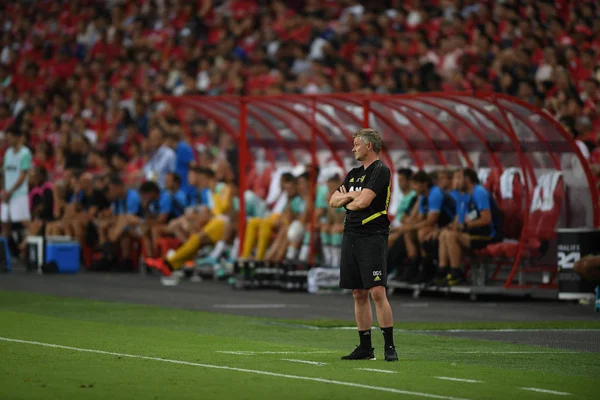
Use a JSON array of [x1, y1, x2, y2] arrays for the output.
[[286, 246, 299, 260], [209, 240, 227, 259], [230, 238, 240, 260], [331, 246, 341, 268], [299, 244, 310, 262], [323, 245, 333, 266]]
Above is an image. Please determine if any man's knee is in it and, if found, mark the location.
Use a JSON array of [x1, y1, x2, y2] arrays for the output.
[[369, 286, 387, 303], [352, 289, 369, 303]]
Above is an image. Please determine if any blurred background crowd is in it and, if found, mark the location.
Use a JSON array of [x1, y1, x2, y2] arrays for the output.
[[0, 0, 599, 190]]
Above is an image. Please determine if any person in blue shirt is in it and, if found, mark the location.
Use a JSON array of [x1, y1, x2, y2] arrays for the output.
[[99, 176, 143, 258], [148, 172, 190, 252], [394, 170, 456, 283], [138, 180, 182, 258], [439, 168, 498, 286], [449, 169, 470, 225]]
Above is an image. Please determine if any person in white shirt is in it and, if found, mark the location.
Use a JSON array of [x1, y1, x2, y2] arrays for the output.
[[143, 128, 176, 190], [2, 129, 32, 238]]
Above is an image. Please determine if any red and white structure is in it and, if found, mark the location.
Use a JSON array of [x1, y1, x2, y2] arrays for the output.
[[158, 93, 599, 297]]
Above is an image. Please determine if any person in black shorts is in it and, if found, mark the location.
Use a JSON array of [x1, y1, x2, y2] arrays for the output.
[[329, 128, 398, 362]]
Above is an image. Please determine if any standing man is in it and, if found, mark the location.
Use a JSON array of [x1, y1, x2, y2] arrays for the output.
[[2, 129, 32, 241], [143, 128, 176, 190], [329, 128, 397, 362]]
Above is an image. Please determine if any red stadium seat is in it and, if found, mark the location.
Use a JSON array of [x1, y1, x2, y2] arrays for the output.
[[490, 173, 564, 259]]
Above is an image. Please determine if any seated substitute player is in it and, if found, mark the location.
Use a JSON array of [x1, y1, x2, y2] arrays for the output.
[[438, 168, 499, 286], [395, 170, 456, 283], [239, 172, 296, 261], [144, 176, 234, 276], [329, 128, 397, 362], [319, 174, 345, 267], [166, 166, 212, 243], [137, 181, 186, 258], [263, 174, 304, 263], [148, 172, 189, 253], [99, 176, 143, 259], [387, 168, 418, 278]]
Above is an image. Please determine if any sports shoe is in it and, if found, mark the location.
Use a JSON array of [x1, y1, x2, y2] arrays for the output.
[[432, 268, 450, 286], [341, 346, 375, 360], [384, 345, 398, 362], [145, 258, 172, 277], [447, 269, 465, 286]]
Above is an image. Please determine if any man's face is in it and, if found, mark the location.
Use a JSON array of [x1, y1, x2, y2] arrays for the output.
[[352, 137, 369, 161], [140, 191, 157, 205], [438, 172, 452, 191], [107, 184, 120, 200], [297, 177, 309, 194], [453, 170, 466, 191], [188, 170, 198, 187], [6, 132, 18, 147], [452, 170, 464, 191], [148, 129, 161, 149], [80, 174, 93, 192], [196, 173, 209, 189], [282, 180, 297, 197], [398, 174, 409, 192], [415, 181, 427, 196]]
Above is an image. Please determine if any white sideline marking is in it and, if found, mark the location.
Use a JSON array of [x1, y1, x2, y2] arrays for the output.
[[0, 336, 471, 400], [212, 304, 308, 309], [521, 387, 571, 396], [281, 359, 327, 366], [217, 351, 335, 355], [435, 377, 482, 383], [458, 351, 579, 354], [356, 368, 397, 374]]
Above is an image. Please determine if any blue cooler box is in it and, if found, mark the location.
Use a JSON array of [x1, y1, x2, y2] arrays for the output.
[[45, 241, 80, 273]]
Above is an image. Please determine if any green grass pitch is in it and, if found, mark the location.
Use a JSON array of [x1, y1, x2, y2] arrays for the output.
[[0, 291, 597, 400]]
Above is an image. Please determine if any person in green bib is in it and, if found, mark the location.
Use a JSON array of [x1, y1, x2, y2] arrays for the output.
[[318, 174, 345, 267], [263, 174, 303, 263]]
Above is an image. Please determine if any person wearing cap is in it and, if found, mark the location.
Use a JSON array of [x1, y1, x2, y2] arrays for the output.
[[1, 129, 33, 240]]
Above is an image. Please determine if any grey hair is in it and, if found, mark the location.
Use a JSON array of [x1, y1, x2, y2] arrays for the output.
[[353, 128, 383, 154]]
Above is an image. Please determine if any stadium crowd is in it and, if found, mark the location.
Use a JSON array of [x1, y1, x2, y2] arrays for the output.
[[1, 0, 600, 284]]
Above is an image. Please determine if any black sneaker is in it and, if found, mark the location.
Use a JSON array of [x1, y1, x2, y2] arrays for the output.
[[384, 345, 398, 362], [447, 269, 465, 286], [341, 346, 375, 360], [432, 268, 450, 286]]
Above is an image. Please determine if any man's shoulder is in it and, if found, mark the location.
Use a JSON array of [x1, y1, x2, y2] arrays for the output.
[[21, 146, 32, 157], [159, 145, 176, 157], [472, 185, 489, 199]]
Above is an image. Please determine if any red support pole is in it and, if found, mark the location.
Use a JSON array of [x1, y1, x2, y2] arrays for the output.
[[237, 98, 248, 252], [308, 97, 318, 264], [363, 98, 370, 128]]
